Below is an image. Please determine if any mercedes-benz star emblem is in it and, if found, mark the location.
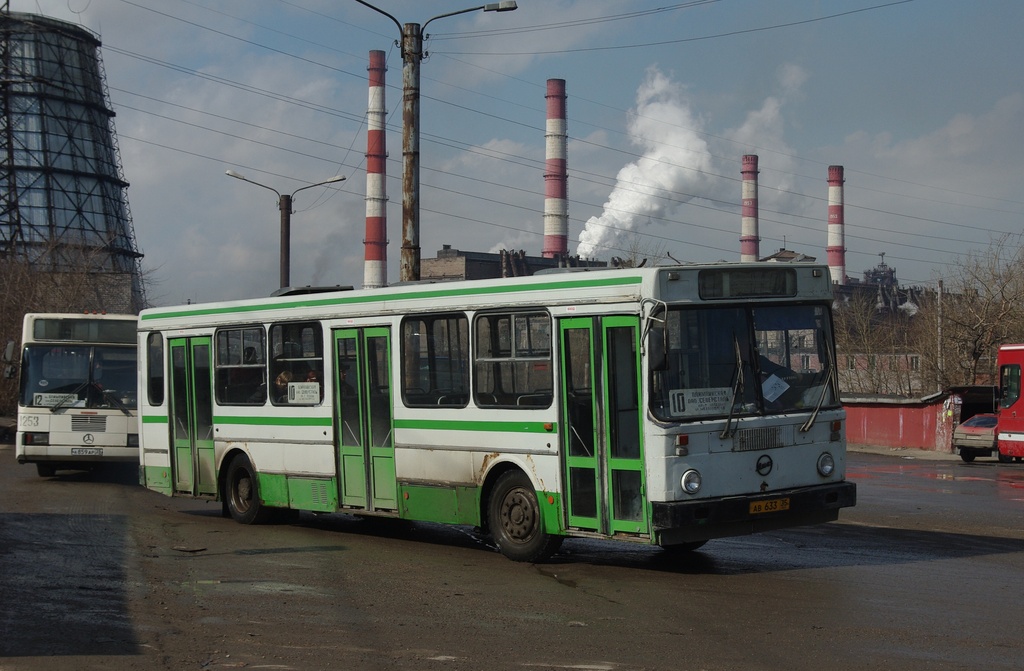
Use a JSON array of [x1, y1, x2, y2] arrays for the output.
[[756, 454, 773, 476], [83, 434, 94, 445]]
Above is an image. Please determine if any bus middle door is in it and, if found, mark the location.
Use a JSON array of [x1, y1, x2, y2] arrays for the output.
[[333, 328, 397, 512], [167, 337, 217, 497], [559, 316, 648, 537]]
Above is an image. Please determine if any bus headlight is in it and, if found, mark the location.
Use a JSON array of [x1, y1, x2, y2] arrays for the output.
[[681, 469, 702, 495], [817, 452, 835, 477]]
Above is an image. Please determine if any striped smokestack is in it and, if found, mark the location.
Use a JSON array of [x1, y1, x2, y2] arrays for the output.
[[542, 78, 568, 258], [363, 50, 388, 289], [740, 154, 759, 262], [826, 165, 846, 285]]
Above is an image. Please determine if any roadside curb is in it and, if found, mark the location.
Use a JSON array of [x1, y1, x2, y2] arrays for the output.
[[847, 443, 961, 461]]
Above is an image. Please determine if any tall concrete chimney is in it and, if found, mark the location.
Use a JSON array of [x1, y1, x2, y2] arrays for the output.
[[542, 79, 568, 259], [827, 165, 846, 285], [740, 154, 760, 262], [363, 50, 388, 289]]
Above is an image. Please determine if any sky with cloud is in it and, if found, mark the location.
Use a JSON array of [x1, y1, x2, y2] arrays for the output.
[[10, 0, 1024, 306]]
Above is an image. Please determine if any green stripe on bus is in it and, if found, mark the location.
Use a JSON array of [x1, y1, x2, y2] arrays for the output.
[[142, 415, 168, 424], [394, 418, 556, 434], [214, 415, 333, 427], [140, 274, 642, 321]]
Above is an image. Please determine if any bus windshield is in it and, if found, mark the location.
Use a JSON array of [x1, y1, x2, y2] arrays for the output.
[[20, 345, 138, 410], [649, 303, 837, 421]]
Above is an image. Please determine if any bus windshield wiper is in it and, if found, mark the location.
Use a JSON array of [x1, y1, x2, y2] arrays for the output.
[[49, 381, 88, 413], [101, 387, 133, 416], [720, 335, 744, 439], [800, 334, 839, 432]]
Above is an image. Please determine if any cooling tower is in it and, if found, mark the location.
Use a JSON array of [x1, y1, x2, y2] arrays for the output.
[[0, 11, 145, 312]]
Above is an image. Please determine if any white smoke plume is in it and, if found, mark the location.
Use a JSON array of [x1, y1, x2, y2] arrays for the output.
[[577, 66, 712, 258], [577, 64, 806, 261]]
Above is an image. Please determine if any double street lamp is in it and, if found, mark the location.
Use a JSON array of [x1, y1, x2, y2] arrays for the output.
[[225, 170, 346, 289], [354, 1, 518, 282]]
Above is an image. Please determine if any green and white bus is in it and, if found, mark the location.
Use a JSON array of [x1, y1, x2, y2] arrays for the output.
[[137, 264, 856, 561], [15, 312, 139, 477]]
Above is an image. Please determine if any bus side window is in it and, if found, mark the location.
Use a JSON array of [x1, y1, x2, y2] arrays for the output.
[[270, 321, 324, 405], [215, 327, 267, 405], [1000, 364, 1021, 409], [147, 333, 164, 406], [401, 314, 469, 408]]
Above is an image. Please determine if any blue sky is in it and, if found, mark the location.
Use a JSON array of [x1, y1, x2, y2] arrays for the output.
[[13, 0, 1024, 306]]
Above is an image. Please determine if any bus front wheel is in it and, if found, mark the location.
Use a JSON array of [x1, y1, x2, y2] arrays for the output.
[[225, 454, 271, 524], [487, 470, 562, 563]]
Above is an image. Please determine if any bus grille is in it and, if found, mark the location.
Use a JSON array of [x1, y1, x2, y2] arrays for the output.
[[72, 416, 107, 433], [733, 426, 784, 451]]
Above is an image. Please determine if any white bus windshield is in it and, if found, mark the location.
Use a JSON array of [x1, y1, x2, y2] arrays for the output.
[[650, 304, 837, 421], [20, 345, 138, 410]]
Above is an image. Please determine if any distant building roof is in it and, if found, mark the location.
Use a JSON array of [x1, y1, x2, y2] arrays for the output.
[[760, 248, 817, 263]]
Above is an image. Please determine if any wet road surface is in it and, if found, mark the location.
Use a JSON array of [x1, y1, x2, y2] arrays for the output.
[[1, 446, 1022, 670]]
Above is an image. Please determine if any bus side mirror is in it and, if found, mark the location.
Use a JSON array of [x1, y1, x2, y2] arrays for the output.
[[3, 364, 14, 380], [2, 340, 14, 363]]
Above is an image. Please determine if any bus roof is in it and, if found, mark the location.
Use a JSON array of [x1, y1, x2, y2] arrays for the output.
[[139, 262, 833, 329]]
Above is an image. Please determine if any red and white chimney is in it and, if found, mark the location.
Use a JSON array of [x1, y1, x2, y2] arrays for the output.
[[363, 50, 388, 289], [826, 165, 846, 285], [740, 154, 760, 262], [542, 79, 568, 259]]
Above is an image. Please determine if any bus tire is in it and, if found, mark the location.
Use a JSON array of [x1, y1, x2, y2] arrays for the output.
[[225, 454, 271, 524], [487, 470, 562, 563], [998, 452, 1012, 464], [36, 463, 56, 477], [959, 452, 976, 463]]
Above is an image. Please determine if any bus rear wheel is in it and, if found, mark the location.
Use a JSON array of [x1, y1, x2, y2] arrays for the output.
[[487, 470, 562, 563], [225, 454, 271, 524]]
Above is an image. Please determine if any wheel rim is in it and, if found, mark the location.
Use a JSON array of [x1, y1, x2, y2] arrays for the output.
[[232, 471, 253, 513], [500, 486, 537, 542]]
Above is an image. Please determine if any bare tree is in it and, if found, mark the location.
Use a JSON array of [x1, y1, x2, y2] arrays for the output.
[[835, 290, 920, 395], [932, 235, 1024, 387]]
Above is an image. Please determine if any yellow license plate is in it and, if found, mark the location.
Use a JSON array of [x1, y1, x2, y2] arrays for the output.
[[749, 497, 790, 515]]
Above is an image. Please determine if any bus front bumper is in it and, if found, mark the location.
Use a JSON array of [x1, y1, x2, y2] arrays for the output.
[[651, 481, 857, 546]]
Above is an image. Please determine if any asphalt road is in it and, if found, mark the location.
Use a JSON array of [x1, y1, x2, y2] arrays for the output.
[[1, 444, 1022, 671]]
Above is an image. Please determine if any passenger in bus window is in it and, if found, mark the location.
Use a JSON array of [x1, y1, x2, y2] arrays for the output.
[[274, 370, 292, 403], [306, 369, 324, 398], [338, 364, 354, 396]]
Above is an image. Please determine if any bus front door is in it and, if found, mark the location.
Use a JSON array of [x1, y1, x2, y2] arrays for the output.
[[559, 316, 648, 537], [167, 337, 216, 497], [333, 328, 397, 512]]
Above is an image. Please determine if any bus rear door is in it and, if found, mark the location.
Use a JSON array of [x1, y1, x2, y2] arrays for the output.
[[167, 337, 217, 496]]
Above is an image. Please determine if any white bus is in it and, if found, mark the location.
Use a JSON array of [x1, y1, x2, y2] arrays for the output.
[[137, 264, 856, 561], [15, 312, 140, 477]]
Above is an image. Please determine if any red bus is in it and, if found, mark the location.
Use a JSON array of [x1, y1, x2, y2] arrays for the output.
[[996, 344, 1024, 462]]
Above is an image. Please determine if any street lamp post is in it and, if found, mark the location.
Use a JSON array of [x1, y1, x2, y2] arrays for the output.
[[354, 1, 518, 282], [225, 170, 346, 289]]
